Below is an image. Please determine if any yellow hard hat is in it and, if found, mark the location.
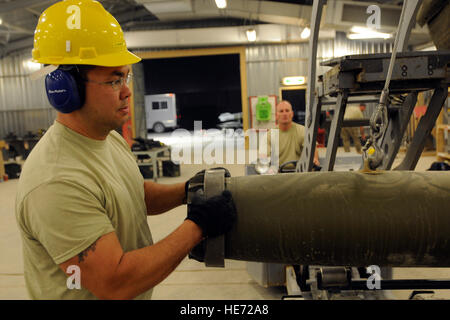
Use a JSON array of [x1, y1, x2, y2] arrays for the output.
[[32, 0, 141, 66]]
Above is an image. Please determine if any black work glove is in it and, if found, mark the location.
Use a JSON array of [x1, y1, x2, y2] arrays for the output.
[[186, 190, 237, 238], [183, 167, 231, 203]]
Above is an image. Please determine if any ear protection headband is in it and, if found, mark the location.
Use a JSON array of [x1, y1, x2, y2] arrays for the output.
[[45, 66, 86, 113]]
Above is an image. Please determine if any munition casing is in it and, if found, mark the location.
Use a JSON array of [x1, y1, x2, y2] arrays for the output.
[[223, 171, 450, 267]]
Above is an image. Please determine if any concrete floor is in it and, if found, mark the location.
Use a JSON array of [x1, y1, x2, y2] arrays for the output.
[[1, 145, 449, 300]]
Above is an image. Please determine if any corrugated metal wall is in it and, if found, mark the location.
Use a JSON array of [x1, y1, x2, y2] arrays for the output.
[[0, 32, 393, 138], [246, 39, 335, 97], [0, 51, 54, 138], [246, 32, 393, 98]]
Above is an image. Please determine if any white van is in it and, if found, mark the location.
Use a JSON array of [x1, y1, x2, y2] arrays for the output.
[[145, 93, 178, 133]]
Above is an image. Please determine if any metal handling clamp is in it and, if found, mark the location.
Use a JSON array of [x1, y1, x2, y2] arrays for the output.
[[187, 168, 228, 268]]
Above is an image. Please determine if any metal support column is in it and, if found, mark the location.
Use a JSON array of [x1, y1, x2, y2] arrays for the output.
[[396, 0, 424, 51], [378, 92, 418, 170], [395, 85, 448, 170], [296, 0, 326, 173], [298, 97, 323, 172], [323, 91, 348, 171]]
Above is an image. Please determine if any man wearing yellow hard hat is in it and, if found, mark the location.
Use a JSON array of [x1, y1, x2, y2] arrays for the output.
[[15, 0, 236, 300]]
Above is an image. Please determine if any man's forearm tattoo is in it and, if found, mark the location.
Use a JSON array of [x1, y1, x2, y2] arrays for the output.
[[78, 240, 98, 263]]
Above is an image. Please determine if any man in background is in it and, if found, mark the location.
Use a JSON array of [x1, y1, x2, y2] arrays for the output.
[[340, 103, 366, 154], [268, 100, 320, 169]]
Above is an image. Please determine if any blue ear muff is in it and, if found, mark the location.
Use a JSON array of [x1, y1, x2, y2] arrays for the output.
[[45, 69, 83, 113]]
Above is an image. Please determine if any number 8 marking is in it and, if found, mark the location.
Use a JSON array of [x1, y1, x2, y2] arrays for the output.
[[66, 5, 81, 30]]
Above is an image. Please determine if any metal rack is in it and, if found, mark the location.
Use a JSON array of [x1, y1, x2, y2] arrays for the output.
[[298, 51, 450, 173], [133, 146, 170, 182]]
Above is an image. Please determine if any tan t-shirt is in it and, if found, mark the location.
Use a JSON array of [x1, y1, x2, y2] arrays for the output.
[[15, 121, 153, 299], [268, 122, 305, 166], [344, 105, 364, 121]]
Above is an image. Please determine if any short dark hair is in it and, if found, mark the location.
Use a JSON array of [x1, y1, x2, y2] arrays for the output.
[[75, 65, 97, 79], [44, 64, 96, 79]]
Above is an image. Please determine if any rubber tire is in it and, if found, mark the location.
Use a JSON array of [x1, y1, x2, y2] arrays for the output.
[[153, 122, 165, 133]]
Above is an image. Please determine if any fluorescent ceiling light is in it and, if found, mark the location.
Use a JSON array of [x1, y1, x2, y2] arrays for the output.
[[0, 18, 3, 25], [301, 27, 310, 39], [347, 33, 391, 39], [246, 29, 256, 42], [215, 0, 227, 9], [282, 76, 306, 86], [347, 26, 392, 39]]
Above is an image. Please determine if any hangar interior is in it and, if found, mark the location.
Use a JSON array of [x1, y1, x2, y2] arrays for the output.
[[0, 0, 449, 300]]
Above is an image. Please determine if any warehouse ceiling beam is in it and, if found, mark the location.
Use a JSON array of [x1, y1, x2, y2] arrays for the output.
[[2, 3, 153, 55], [0, 0, 54, 14], [114, 7, 156, 25], [25, 7, 43, 17], [0, 29, 30, 35], [3, 37, 33, 55], [135, 0, 312, 27], [0, 22, 34, 36]]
